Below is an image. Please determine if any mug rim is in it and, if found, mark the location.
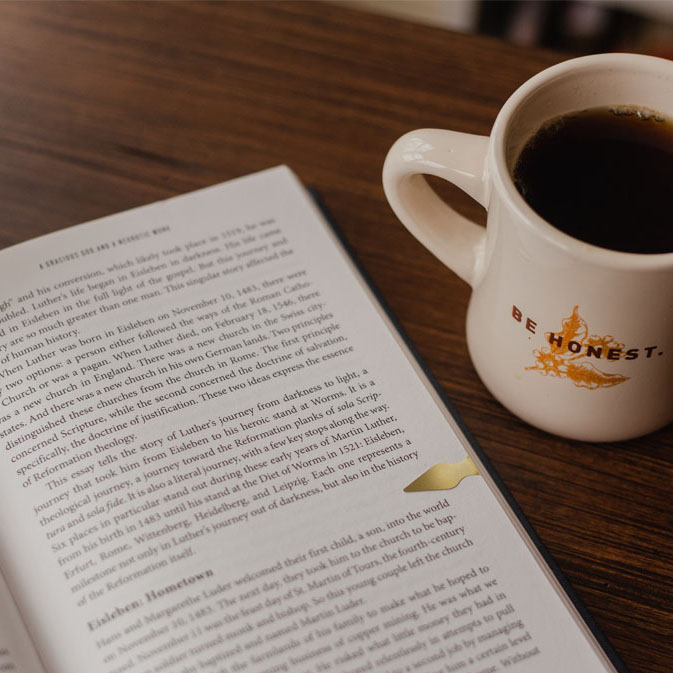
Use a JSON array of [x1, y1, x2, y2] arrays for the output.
[[490, 52, 673, 270]]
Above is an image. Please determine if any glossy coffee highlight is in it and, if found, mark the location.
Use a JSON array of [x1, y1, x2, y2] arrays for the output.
[[513, 106, 673, 254]]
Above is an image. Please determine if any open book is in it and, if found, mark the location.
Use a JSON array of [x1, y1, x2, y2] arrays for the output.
[[0, 167, 626, 673]]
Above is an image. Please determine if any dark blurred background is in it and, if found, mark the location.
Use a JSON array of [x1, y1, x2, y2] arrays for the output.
[[345, 0, 673, 57]]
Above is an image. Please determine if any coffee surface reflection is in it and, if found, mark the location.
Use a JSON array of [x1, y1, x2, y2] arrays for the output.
[[514, 106, 673, 254]]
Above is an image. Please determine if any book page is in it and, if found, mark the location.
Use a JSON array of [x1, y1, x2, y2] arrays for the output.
[[0, 167, 618, 673], [0, 570, 46, 673]]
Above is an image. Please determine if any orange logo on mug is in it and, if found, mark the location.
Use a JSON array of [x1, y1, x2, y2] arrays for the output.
[[513, 305, 662, 390]]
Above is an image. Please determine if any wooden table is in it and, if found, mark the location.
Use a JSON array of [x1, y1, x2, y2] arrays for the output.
[[0, 3, 670, 672]]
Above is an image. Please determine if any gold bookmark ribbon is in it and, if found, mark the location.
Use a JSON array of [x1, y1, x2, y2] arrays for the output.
[[404, 455, 480, 492]]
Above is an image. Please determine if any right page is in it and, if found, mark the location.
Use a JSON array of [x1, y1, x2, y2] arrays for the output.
[[0, 167, 622, 673]]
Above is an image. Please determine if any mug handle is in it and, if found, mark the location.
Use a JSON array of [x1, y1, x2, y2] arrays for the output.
[[382, 129, 490, 287]]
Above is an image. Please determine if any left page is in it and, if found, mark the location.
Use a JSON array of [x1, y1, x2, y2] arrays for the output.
[[0, 166, 620, 673], [0, 570, 46, 673]]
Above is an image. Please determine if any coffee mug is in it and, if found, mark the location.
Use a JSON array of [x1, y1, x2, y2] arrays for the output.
[[383, 53, 673, 442]]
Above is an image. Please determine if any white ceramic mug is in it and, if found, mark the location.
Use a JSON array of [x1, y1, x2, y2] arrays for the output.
[[383, 53, 673, 442]]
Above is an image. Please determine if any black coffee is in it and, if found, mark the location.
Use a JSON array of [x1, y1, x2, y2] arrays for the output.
[[513, 106, 673, 254]]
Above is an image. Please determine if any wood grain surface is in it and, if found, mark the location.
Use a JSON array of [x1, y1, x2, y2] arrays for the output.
[[0, 2, 671, 672]]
